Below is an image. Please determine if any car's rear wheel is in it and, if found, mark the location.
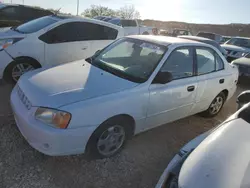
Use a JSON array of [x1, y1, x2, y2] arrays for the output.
[[200, 92, 226, 118], [4, 58, 40, 84], [86, 118, 133, 159]]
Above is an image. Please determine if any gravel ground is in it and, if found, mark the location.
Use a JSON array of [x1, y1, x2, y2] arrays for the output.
[[0, 80, 249, 188]]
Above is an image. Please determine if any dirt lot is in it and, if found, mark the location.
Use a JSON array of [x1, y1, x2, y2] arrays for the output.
[[0, 81, 249, 188]]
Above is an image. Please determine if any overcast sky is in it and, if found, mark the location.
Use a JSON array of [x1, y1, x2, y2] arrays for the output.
[[3, 0, 250, 24]]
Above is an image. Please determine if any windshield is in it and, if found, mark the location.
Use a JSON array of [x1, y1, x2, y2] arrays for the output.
[[226, 38, 250, 48], [109, 18, 121, 26], [89, 38, 167, 83], [14, 16, 59, 34]]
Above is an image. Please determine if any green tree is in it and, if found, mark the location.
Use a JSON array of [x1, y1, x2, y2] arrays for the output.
[[81, 5, 117, 18]]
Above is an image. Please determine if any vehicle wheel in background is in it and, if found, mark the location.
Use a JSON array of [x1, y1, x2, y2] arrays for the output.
[[4, 58, 41, 84], [200, 92, 226, 118], [142, 32, 149, 35], [86, 117, 133, 159]]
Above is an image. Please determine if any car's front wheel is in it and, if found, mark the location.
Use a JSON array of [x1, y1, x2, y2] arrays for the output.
[[4, 58, 40, 84], [86, 117, 133, 159], [201, 92, 226, 117]]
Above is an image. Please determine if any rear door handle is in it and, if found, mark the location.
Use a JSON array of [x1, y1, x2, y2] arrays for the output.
[[219, 79, 225, 84], [187, 86, 195, 92], [82, 47, 88, 50]]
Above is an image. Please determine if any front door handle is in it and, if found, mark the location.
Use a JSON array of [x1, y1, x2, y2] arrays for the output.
[[82, 47, 88, 50], [187, 85, 195, 92], [219, 79, 225, 84]]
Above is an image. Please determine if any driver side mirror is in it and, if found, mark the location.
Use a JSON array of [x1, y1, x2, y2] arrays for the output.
[[153, 71, 173, 84]]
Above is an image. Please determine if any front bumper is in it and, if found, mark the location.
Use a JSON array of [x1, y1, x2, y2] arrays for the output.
[[10, 86, 97, 156], [155, 154, 182, 188], [0, 50, 14, 79]]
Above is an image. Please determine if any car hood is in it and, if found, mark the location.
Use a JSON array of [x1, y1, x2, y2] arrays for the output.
[[233, 57, 250, 66], [179, 118, 250, 188], [221, 44, 250, 52], [18, 60, 138, 108], [0, 28, 25, 39]]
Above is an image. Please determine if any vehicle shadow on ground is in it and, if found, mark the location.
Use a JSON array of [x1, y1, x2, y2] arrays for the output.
[[0, 81, 249, 188]]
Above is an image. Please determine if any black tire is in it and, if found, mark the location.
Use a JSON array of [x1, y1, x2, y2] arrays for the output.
[[86, 117, 133, 159], [142, 32, 149, 35], [200, 92, 226, 118], [4, 58, 41, 84]]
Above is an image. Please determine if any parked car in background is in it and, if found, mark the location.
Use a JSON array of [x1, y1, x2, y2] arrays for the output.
[[156, 101, 250, 188], [237, 90, 250, 109], [197, 31, 222, 43], [107, 18, 158, 35], [222, 37, 250, 62], [232, 53, 250, 77], [0, 3, 53, 28], [178, 36, 227, 57], [220, 35, 232, 44], [11, 36, 238, 159], [0, 15, 124, 83], [167, 29, 192, 37]]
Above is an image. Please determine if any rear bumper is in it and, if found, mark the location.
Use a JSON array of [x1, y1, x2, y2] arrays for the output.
[[0, 50, 14, 79], [10, 86, 97, 156]]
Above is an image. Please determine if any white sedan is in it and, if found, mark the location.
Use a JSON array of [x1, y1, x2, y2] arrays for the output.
[[156, 100, 250, 188], [0, 15, 124, 83], [11, 35, 238, 159]]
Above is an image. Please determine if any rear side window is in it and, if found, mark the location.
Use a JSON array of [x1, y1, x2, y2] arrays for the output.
[[196, 47, 224, 75], [40, 22, 118, 44], [216, 54, 224, 71], [196, 48, 215, 75], [161, 47, 194, 80]]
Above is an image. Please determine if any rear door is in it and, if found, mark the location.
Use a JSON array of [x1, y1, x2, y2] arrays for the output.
[[191, 47, 228, 114], [41, 22, 93, 67]]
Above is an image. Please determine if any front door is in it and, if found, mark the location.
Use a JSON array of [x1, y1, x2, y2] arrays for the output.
[[146, 47, 198, 129]]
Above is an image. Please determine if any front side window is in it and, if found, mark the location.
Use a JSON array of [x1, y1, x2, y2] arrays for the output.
[[161, 48, 194, 80], [88, 38, 167, 83], [15, 16, 59, 34], [196, 48, 216, 75]]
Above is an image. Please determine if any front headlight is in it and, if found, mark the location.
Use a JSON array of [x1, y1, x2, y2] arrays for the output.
[[235, 51, 246, 57], [35, 107, 71, 129], [0, 38, 22, 51]]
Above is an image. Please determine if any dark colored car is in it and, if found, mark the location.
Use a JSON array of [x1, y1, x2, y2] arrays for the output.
[[178, 36, 227, 57], [197, 32, 222, 43], [0, 3, 53, 28]]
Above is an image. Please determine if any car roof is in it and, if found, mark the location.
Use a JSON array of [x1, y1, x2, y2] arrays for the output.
[[52, 15, 123, 30], [178, 35, 215, 42], [127, 35, 209, 47]]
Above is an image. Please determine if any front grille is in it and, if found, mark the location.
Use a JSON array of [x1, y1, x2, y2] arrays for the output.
[[17, 86, 32, 110]]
